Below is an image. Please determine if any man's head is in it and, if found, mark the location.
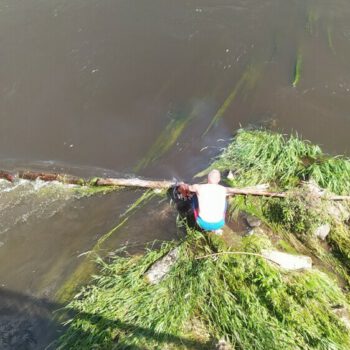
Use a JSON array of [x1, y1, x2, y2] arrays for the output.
[[207, 169, 221, 184]]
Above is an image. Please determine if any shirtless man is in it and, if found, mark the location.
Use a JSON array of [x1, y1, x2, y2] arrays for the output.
[[178, 169, 228, 232]]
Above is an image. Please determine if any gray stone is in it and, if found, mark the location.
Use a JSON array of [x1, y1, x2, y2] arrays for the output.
[[314, 223, 331, 240], [246, 227, 264, 236], [327, 202, 350, 222], [145, 247, 179, 284], [262, 250, 312, 270], [245, 214, 261, 228], [226, 171, 234, 180], [215, 338, 232, 350], [333, 307, 350, 330]]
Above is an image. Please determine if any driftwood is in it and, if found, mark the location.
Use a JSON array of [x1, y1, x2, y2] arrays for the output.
[[0, 169, 350, 200]]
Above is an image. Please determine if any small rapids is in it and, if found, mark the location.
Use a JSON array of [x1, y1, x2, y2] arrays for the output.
[[0, 179, 80, 237]]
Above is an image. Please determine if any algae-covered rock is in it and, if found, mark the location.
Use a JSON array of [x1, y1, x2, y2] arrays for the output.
[[262, 250, 312, 270], [145, 247, 179, 284]]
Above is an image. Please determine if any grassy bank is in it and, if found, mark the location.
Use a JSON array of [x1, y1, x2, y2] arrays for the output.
[[57, 129, 350, 349]]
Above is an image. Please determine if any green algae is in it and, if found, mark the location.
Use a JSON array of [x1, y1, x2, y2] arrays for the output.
[[327, 26, 336, 54], [203, 64, 262, 136], [306, 8, 320, 36], [292, 51, 302, 88], [55, 189, 158, 303], [134, 107, 199, 172]]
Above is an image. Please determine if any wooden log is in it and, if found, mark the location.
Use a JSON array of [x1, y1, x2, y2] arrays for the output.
[[226, 187, 286, 198], [18, 171, 85, 185], [1, 169, 350, 200], [96, 178, 175, 189], [0, 170, 15, 182]]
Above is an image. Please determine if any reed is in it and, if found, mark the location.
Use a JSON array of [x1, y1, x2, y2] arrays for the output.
[[57, 229, 350, 350]]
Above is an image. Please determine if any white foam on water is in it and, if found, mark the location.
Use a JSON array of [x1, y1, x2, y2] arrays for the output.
[[0, 178, 81, 236]]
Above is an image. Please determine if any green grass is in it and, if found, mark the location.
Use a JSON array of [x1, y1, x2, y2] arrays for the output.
[[57, 129, 350, 349], [57, 229, 350, 350], [198, 129, 350, 195]]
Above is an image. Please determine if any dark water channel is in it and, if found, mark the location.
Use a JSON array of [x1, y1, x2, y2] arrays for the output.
[[1, 0, 350, 348]]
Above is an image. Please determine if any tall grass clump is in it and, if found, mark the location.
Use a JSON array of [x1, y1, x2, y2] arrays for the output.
[[202, 129, 350, 195], [57, 229, 350, 350]]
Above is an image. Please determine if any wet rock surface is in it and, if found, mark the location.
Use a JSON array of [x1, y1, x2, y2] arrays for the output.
[[145, 247, 179, 284], [262, 250, 312, 270], [333, 307, 350, 330], [244, 214, 262, 228], [314, 223, 331, 240], [215, 338, 232, 350]]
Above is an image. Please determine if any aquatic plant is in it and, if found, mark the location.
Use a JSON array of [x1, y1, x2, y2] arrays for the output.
[[292, 51, 302, 87], [55, 189, 159, 303], [57, 229, 350, 349], [327, 26, 336, 54], [135, 111, 196, 172], [203, 64, 262, 136], [306, 9, 320, 36]]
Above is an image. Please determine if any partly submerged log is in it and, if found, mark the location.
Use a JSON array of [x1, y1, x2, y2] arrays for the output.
[[1, 169, 350, 200]]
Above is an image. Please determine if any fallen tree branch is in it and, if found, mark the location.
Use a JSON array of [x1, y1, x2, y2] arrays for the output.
[[0, 169, 349, 200]]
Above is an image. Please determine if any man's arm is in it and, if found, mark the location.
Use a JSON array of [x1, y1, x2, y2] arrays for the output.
[[177, 183, 199, 199], [188, 184, 199, 193]]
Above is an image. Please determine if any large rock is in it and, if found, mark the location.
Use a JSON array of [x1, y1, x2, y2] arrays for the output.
[[327, 202, 350, 222], [333, 307, 350, 330], [262, 250, 312, 270], [245, 214, 261, 228], [216, 338, 232, 350], [314, 223, 331, 240], [145, 247, 179, 284]]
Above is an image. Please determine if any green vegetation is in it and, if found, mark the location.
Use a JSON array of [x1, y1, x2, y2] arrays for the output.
[[58, 129, 350, 349], [203, 64, 262, 136], [292, 51, 302, 88], [135, 110, 197, 172], [200, 129, 350, 195], [327, 26, 336, 54], [55, 189, 159, 303], [57, 230, 350, 350], [306, 9, 320, 36]]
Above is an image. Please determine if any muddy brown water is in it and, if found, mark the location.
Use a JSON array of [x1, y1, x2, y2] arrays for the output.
[[1, 0, 350, 348]]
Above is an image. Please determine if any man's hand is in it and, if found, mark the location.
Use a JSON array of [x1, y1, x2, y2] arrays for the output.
[[177, 183, 192, 199]]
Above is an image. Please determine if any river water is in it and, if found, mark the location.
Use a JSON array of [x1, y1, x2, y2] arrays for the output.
[[1, 0, 350, 348]]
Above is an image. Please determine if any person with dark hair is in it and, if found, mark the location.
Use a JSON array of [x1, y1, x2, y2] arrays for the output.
[[178, 169, 228, 234]]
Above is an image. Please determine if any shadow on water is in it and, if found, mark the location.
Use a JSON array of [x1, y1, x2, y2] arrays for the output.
[[0, 287, 208, 350]]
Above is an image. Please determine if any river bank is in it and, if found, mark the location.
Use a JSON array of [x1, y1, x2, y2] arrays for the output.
[[56, 129, 350, 349]]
